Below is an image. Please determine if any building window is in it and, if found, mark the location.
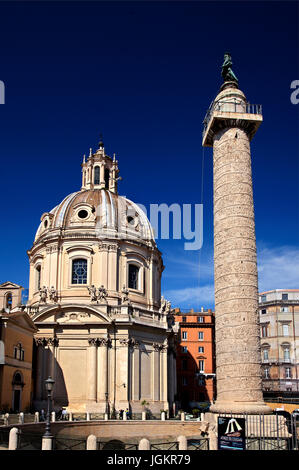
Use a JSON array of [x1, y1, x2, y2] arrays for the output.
[[14, 344, 24, 361], [182, 359, 188, 371], [35, 265, 41, 291], [5, 293, 12, 311], [198, 376, 205, 386], [283, 324, 289, 337], [261, 294, 267, 302], [182, 346, 188, 353], [285, 367, 292, 379], [198, 332, 204, 341], [281, 307, 289, 313], [198, 346, 204, 353], [261, 325, 268, 337], [261, 309, 267, 314], [263, 349, 269, 361], [282, 293, 288, 301], [264, 367, 270, 379], [128, 264, 139, 290], [72, 259, 88, 284], [182, 316, 187, 323], [182, 377, 188, 386], [197, 316, 204, 323], [94, 166, 100, 185], [104, 168, 110, 189], [182, 331, 187, 340], [198, 360, 204, 372], [283, 347, 290, 361]]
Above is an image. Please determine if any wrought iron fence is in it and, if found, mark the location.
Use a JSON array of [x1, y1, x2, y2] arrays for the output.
[[18, 432, 42, 450], [187, 438, 209, 450], [54, 436, 87, 450], [98, 440, 138, 450], [0, 429, 9, 448], [150, 441, 179, 450]]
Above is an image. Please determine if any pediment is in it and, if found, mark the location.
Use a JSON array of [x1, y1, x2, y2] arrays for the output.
[[32, 304, 111, 324], [8, 311, 37, 332], [0, 281, 22, 289]]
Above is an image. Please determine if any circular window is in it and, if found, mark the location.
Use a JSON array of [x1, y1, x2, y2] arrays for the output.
[[78, 209, 88, 219]]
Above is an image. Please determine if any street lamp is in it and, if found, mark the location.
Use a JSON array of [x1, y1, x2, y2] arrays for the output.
[[105, 392, 109, 416], [44, 377, 55, 439]]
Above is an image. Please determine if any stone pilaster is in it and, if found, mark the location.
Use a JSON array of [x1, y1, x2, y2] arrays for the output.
[[87, 339, 98, 402]]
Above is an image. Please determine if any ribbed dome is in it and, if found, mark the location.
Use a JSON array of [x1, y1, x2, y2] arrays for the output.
[[34, 189, 155, 244]]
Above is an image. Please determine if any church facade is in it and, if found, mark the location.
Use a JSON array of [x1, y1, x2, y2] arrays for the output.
[[26, 138, 178, 415]]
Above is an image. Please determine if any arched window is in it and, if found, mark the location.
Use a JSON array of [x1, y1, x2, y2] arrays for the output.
[[94, 166, 100, 185], [128, 264, 139, 290], [35, 265, 41, 291], [6, 293, 12, 310], [104, 169, 110, 189], [13, 372, 22, 384], [283, 346, 290, 361], [72, 258, 88, 284], [263, 349, 269, 361]]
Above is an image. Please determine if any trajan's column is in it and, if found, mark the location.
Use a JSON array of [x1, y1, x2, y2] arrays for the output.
[[202, 53, 271, 414]]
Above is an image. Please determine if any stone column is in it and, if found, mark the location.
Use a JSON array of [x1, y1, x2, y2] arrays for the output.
[[161, 343, 168, 408], [35, 339, 45, 401], [48, 338, 58, 402], [133, 342, 140, 401], [98, 339, 109, 402], [153, 344, 161, 401], [87, 339, 98, 402], [100, 163, 105, 189], [202, 82, 271, 414]]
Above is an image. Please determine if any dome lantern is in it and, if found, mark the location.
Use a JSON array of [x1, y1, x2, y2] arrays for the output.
[[81, 136, 120, 194]]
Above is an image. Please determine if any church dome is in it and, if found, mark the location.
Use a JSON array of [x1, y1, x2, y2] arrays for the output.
[[34, 188, 155, 245]]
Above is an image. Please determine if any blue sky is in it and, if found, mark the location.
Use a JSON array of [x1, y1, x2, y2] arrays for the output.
[[0, 1, 298, 309]]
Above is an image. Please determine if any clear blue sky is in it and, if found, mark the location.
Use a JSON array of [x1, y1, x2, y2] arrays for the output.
[[0, 1, 298, 309]]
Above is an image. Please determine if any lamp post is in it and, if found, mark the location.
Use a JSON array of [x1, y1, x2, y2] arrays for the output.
[[105, 392, 109, 416], [42, 376, 55, 450]]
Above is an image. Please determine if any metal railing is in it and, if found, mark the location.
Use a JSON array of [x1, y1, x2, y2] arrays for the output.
[[54, 436, 87, 450], [98, 440, 138, 450], [187, 438, 209, 450], [150, 441, 179, 450], [203, 100, 262, 138], [18, 432, 43, 450]]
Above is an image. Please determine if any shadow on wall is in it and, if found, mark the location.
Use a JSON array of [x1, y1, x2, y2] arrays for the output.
[[32, 343, 69, 411], [176, 351, 211, 412]]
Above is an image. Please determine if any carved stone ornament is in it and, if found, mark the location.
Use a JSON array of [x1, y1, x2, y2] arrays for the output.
[[98, 285, 107, 302], [88, 338, 99, 346], [34, 337, 58, 347], [98, 337, 112, 348], [39, 286, 48, 303], [49, 286, 58, 303], [121, 285, 130, 304], [88, 285, 98, 301], [57, 312, 90, 323]]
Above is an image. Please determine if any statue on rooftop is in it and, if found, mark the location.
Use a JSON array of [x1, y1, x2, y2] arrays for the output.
[[221, 52, 238, 84]]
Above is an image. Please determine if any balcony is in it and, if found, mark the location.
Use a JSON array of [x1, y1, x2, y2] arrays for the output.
[[202, 100, 263, 142]]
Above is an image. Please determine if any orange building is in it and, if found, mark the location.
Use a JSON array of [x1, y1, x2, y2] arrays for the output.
[[174, 308, 216, 412], [0, 300, 37, 412]]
